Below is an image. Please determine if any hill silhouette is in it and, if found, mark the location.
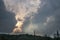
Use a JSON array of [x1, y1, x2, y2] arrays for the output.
[[0, 33, 59, 40], [0, 34, 53, 40]]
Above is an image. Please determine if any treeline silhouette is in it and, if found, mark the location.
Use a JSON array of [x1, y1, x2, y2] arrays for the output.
[[0, 30, 60, 40]]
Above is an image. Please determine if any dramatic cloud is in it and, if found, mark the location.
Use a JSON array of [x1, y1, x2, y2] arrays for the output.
[[32, 0, 60, 35], [4, 0, 41, 33], [1, 0, 60, 35]]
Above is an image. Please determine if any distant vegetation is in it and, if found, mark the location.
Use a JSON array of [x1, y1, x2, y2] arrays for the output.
[[0, 30, 60, 40]]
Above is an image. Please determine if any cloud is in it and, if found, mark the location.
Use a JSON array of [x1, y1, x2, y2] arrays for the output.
[[0, 0, 16, 33], [4, 0, 41, 33], [2, 0, 60, 35], [31, 0, 60, 35]]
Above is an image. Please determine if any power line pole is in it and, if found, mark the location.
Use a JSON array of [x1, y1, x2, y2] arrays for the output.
[[34, 30, 35, 36], [34, 30, 36, 40]]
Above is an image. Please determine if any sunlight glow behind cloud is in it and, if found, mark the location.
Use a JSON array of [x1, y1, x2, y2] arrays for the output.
[[4, 0, 41, 33], [3, 0, 60, 35]]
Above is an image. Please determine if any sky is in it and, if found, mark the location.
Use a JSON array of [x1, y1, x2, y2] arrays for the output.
[[0, 0, 60, 35]]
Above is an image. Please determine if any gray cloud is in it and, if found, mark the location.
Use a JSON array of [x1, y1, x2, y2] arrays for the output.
[[30, 0, 60, 35], [0, 0, 16, 33], [1, 0, 60, 35]]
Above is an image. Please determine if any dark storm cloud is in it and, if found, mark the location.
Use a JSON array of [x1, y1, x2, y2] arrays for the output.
[[1, 0, 60, 35], [0, 0, 16, 33], [31, 0, 60, 35], [17, 0, 60, 35]]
